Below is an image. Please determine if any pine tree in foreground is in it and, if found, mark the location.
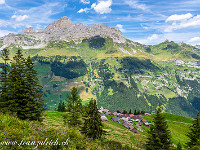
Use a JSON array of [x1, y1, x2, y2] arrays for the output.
[[63, 87, 82, 127], [2, 50, 44, 121], [22, 56, 44, 121], [146, 105, 172, 150], [186, 112, 200, 148], [0, 48, 10, 112], [81, 99, 104, 140], [7, 50, 27, 115]]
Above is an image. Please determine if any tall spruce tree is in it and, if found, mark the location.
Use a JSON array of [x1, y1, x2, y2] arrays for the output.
[[186, 112, 200, 148], [7, 50, 26, 115], [0, 48, 10, 112], [81, 98, 104, 140], [146, 105, 172, 150], [63, 87, 82, 127], [23, 56, 44, 121], [5, 50, 44, 121]]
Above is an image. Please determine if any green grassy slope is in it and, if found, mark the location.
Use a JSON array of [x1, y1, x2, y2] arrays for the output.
[[0, 112, 131, 150], [141, 113, 193, 147], [42, 111, 194, 149]]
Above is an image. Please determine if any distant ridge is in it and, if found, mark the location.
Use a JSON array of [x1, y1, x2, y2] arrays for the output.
[[0, 16, 126, 49]]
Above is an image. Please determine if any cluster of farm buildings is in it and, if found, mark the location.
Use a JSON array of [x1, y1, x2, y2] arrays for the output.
[[98, 108, 152, 133]]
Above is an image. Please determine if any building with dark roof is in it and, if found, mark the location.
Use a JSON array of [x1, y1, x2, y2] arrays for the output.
[[111, 117, 120, 122], [122, 122, 131, 129]]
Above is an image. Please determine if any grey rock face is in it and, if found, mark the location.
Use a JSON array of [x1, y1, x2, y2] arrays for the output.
[[38, 16, 75, 34], [1, 16, 126, 49], [24, 27, 36, 33]]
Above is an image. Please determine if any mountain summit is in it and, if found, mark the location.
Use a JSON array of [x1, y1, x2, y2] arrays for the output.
[[0, 16, 126, 49], [37, 16, 75, 33]]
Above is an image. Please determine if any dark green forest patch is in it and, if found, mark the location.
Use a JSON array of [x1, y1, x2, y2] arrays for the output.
[[51, 60, 87, 79], [119, 57, 160, 74]]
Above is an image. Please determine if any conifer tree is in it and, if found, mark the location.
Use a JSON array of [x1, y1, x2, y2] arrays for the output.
[[141, 110, 145, 114], [57, 102, 66, 112], [81, 99, 104, 140], [63, 87, 82, 127], [123, 110, 127, 114], [58, 102, 62, 112], [129, 109, 132, 114], [23, 56, 44, 121], [186, 112, 200, 148], [0, 48, 10, 112], [146, 105, 172, 150], [137, 110, 141, 115], [5, 50, 44, 121], [134, 109, 137, 115], [61, 102, 66, 112], [7, 50, 27, 115]]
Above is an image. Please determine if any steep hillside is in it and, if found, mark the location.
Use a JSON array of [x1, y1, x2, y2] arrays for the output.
[[0, 112, 131, 150], [42, 110, 194, 149], [29, 53, 199, 118], [147, 40, 200, 61], [0, 17, 199, 118]]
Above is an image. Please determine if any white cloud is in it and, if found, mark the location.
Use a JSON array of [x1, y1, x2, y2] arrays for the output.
[[0, 30, 12, 37], [166, 13, 193, 22], [77, 8, 90, 13], [116, 24, 125, 32], [80, 0, 90, 4], [147, 34, 159, 41], [132, 31, 200, 45], [141, 24, 150, 30], [0, 0, 5, 5], [11, 2, 67, 28], [164, 14, 200, 32], [91, 0, 112, 14], [125, 0, 149, 11], [0, 19, 10, 27], [0, 2, 67, 31], [188, 37, 200, 42], [134, 34, 161, 45], [11, 15, 29, 22]]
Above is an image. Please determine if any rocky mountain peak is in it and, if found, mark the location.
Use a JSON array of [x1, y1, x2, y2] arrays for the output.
[[1, 16, 127, 49], [38, 16, 75, 33], [178, 41, 185, 46], [97, 23, 105, 26], [24, 27, 36, 33]]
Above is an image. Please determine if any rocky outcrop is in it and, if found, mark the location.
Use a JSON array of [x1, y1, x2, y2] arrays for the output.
[[24, 27, 36, 33], [1, 16, 126, 49], [42, 16, 75, 33]]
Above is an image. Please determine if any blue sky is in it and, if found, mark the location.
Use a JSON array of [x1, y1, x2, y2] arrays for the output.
[[1, 0, 200, 45]]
